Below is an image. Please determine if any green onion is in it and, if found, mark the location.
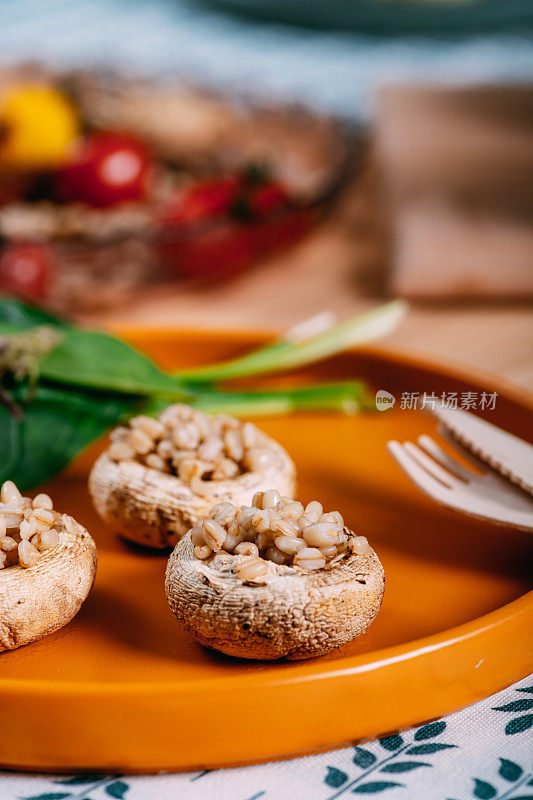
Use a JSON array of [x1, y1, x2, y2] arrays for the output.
[[187, 381, 373, 417], [177, 300, 407, 384]]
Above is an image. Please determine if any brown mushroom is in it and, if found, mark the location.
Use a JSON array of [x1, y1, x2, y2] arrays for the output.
[[165, 492, 384, 660], [89, 405, 296, 549], [0, 482, 97, 651]]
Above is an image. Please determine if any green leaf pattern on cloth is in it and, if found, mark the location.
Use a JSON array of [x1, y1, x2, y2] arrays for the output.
[[2, 676, 531, 800]]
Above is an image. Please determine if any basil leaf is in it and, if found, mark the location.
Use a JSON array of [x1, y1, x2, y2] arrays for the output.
[[39, 327, 189, 397], [0, 382, 136, 491], [0, 298, 189, 399], [0, 297, 69, 330]]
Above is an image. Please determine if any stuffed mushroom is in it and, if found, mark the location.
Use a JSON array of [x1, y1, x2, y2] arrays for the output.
[[165, 490, 384, 660], [0, 480, 97, 651], [89, 405, 296, 549]]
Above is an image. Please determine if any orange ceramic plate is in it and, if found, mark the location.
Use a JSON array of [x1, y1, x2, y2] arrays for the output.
[[1, 329, 532, 773]]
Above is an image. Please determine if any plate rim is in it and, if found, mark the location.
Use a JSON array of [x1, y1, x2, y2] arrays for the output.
[[1, 325, 531, 693], [1, 326, 531, 772]]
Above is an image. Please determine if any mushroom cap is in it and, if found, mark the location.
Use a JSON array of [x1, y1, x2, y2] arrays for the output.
[[89, 429, 296, 549], [165, 529, 385, 660], [0, 513, 97, 651]]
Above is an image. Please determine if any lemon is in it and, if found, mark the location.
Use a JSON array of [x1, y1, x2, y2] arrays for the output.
[[0, 84, 79, 170]]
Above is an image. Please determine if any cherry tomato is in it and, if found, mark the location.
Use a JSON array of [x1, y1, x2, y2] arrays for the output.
[[156, 173, 310, 280], [0, 242, 53, 300], [172, 223, 253, 281], [251, 207, 312, 257], [157, 177, 252, 280], [163, 178, 239, 225], [248, 182, 289, 218], [56, 132, 150, 207], [246, 181, 311, 255]]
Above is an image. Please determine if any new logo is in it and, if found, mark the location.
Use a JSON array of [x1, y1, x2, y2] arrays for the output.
[[375, 390, 395, 411]]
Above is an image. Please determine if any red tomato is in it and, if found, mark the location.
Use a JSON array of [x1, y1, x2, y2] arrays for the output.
[[161, 178, 238, 225], [248, 182, 289, 218], [56, 132, 150, 207], [245, 180, 310, 255], [157, 177, 251, 279], [0, 242, 53, 300], [251, 207, 312, 257], [156, 174, 311, 280], [173, 223, 253, 281]]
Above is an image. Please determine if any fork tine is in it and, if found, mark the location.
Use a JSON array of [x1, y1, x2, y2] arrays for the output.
[[438, 426, 488, 473], [417, 435, 474, 482], [387, 441, 451, 499], [403, 442, 460, 487]]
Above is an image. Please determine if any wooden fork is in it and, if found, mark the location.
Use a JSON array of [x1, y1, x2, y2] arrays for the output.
[[387, 429, 533, 532]]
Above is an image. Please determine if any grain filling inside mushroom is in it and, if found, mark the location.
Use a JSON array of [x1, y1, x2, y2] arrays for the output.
[[0, 481, 60, 569], [90, 405, 296, 549], [107, 405, 274, 491], [190, 490, 372, 579], [166, 489, 383, 660]]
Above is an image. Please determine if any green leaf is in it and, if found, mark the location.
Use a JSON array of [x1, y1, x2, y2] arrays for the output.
[[507, 796, 533, 799], [0, 297, 69, 330], [499, 758, 523, 781], [352, 781, 402, 793], [406, 744, 456, 755], [55, 774, 105, 785], [381, 762, 430, 773], [378, 735, 403, 751], [505, 715, 533, 736], [0, 297, 187, 399], [413, 721, 446, 741], [516, 686, 533, 694], [0, 383, 135, 491], [39, 328, 188, 398], [493, 699, 533, 712], [105, 781, 129, 799], [325, 766, 349, 788], [190, 769, 211, 782], [353, 747, 377, 768], [472, 778, 496, 799]]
